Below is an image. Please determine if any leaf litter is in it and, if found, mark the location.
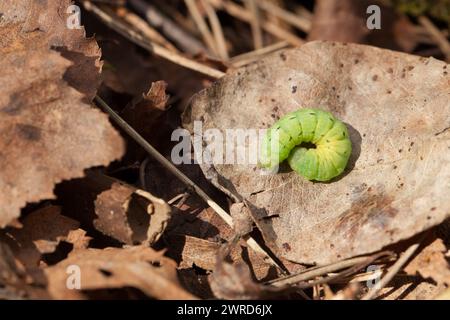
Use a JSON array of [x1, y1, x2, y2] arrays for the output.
[[0, 0, 124, 227], [185, 41, 450, 266], [1, 0, 449, 300]]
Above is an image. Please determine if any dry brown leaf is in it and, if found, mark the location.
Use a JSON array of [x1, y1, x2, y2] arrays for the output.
[[405, 238, 450, 286], [121, 80, 170, 139], [44, 245, 197, 299], [121, 81, 172, 155], [173, 235, 275, 281], [0, 1, 124, 227], [1, 206, 90, 268], [435, 287, 450, 299], [144, 159, 233, 241], [53, 171, 170, 246], [0, 242, 50, 299], [184, 41, 450, 265], [177, 268, 214, 299], [122, 81, 169, 116], [208, 240, 281, 299], [168, 206, 235, 242], [375, 276, 446, 300], [178, 235, 219, 271], [0, 0, 102, 100], [230, 202, 254, 236], [94, 178, 171, 246]]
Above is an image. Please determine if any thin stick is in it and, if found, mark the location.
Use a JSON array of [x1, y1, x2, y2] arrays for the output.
[[117, 7, 179, 52], [129, 0, 207, 55], [184, 0, 219, 56], [335, 268, 385, 284], [202, 0, 229, 59], [418, 16, 450, 61], [94, 96, 282, 271], [258, 0, 311, 32], [245, 0, 264, 49], [295, 254, 384, 289], [361, 243, 421, 300], [206, 0, 304, 46], [167, 192, 190, 205], [313, 284, 320, 300], [230, 41, 289, 67], [82, 1, 225, 78], [268, 251, 393, 287], [295, 5, 313, 21], [139, 157, 149, 190]]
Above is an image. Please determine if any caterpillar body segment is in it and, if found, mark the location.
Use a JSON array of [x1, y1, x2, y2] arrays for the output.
[[259, 108, 352, 181]]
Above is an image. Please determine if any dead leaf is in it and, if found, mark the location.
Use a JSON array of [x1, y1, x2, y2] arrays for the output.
[[122, 81, 169, 115], [54, 171, 170, 246], [44, 245, 197, 299], [208, 239, 281, 299], [177, 268, 214, 299], [0, 0, 102, 100], [120, 81, 172, 157], [184, 41, 450, 265], [144, 159, 234, 242], [177, 235, 220, 270], [0, 0, 124, 227], [435, 287, 450, 299], [173, 235, 275, 281], [376, 276, 446, 300], [230, 202, 254, 236], [168, 206, 235, 242], [405, 238, 450, 286], [0, 242, 50, 299], [1, 206, 90, 268], [121, 81, 170, 143], [94, 178, 171, 246]]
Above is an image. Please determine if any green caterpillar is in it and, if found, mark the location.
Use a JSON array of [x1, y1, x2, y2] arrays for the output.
[[259, 108, 352, 181]]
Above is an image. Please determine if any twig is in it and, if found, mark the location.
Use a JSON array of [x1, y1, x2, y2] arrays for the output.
[[206, 0, 304, 46], [295, 254, 385, 290], [418, 16, 450, 62], [230, 40, 289, 67], [313, 284, 320, 300], [94, 96, 282, 271], [129, 0, 207, 55], [116, 7, 179, 52], [257, 0, 311, 32], [139, 157, 149, 190], [361, 243, 422, 300], [167, 192, 190, 205], [82, 1, 225, 78], [184, 0, 219, 56], [268, 251, 393, 288], [334, 268, 385, 284], [245, 0, 263, 49], [202, 0, 229, 59], [415, 25, 449, 45], [294, 5, 313, 21]]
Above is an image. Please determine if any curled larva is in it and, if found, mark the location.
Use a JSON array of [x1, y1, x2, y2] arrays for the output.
[[259, 108, 352, 181]]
